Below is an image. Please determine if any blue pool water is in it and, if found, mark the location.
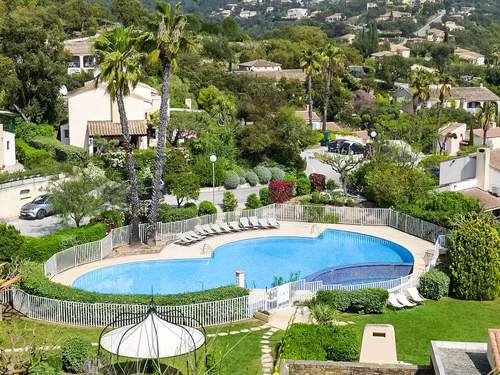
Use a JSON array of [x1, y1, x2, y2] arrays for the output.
[[72, 230, 414, 295]]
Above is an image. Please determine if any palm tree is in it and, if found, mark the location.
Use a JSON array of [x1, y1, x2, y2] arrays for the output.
[[146, 2, 190, 243], [490, 45, 500, 66], [300, 49, 322, 128], [436, 73, 454, 129], [94, 26, 145, 243], [320, 44, 344, 133], [478, 101, 497, 145], [410, 70, 432, 113]]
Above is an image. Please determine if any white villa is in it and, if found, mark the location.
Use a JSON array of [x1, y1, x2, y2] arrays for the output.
[[455, 47, 485, 66], [0, 123, 16, 171], [285, 8, 308, 20], [436, 122, 467, 156], [63, 81, 161, 154], [235, 59, 306, 81], [64, 37, 97, 75]]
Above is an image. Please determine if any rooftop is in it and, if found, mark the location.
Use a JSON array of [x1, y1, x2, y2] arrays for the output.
[[295, 110, 321, 122], [455, 47, 484, 60], [438, 122, 466, 136], [88, 120, 148, 137], [64, 37, 94, 55], [462, 187, 500, 211], [239, 59, 282, 68], [473, 128, 500, 139], [234, 69, 306, 81]]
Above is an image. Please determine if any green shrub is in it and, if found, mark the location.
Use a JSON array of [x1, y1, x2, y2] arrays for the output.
[[28, 362, 59, 375], [159, 204, 198, 223], [283, 175, 297, 196], [15, 139, 53, 168], [314, 288, 388, 314], [90, 209, 125, 229], [296, 177, 311, 196], [245, 171, 259, 186], [448, 216, 500, 300], [14, 122, 53, 141], [18, 224, 107, 262], [236, 169, 247, 184], [246, 193, 261, 209], [310, 303, 338, 324], [281, 324, 360, 362], [222, 191, 238, 212], [270, 167, 285, 181], [61, 337, 90, 373], [198, 200, 217, 216], [30, 136, 86, 164], [418, 270, 450, 300], [224, 171, 240, 189], [20, 262, 249, 305], [254, 165, 271, 184], [259, 188, 271, 206], [326, 179, 339, 191], [0, 224, 25, 261]]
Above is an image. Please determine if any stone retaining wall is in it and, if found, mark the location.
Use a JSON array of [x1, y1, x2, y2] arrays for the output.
[[281, 360, 433, 375]]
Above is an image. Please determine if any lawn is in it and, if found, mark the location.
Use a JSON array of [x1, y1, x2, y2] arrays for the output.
[[345, 297, 500, 365]]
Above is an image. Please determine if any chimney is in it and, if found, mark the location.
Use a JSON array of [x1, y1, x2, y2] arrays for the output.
[[476, 147, 491, 191]]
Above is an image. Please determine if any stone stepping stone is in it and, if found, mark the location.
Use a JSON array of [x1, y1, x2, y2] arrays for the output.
[[240, 329, 250, 332], [261, 347, 272, 354], [218, 332, 228, 336], [250, 327, 261, 331], [229, 331, 240, 335], [260, 339, 270, 344], [207, 334, 216, 338]]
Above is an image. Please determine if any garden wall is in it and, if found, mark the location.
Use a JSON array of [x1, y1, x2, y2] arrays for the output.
[[281, 360, 433, 375]]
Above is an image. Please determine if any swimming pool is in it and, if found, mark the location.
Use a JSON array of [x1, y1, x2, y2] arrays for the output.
[[72, 229, 414, 295]]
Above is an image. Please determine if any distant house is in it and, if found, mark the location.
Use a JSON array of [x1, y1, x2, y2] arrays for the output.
[[473, 128, 500, 149], [337, 33, 356, 45], [0, 124, 16, 171], [455, 47, 485, 65], [411, 64, 438, 74], [325, 13, 345, 23], [376, 11, 411, 22], [235, 59, 306, 81], [371, 43, 410, 59], [239, 10, 257, 18], [436, 122, 467, 155], [295, 109, 321, 130], [371, 51, 399, 58], [65, 80, 161, 154], [366, 2, 377, 9], [426, 28, 446, 43], [445, 21, 464, 32], [394, 83, 500, 114], [438, 148, 500, 212], [64, 37, 97, 75], [285, 8, 308, 20]]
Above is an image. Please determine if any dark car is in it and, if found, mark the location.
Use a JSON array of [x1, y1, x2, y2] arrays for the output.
[[328, 139, 347, 153], [340, 141, 365, 155]]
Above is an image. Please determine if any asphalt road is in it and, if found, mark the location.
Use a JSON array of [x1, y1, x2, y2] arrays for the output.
[[415, 12, 445, 38], [7, 215, 79, 237]]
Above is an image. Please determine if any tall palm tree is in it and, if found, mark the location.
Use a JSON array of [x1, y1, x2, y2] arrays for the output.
[[94, 26, 145, 243], [478, 101, 497, 145], [410, 70, 432, 113], [146, 2, 190, 243], [300, 49, 322, 128], [436, 73, 454, 129], [320, 44, 344, 133]]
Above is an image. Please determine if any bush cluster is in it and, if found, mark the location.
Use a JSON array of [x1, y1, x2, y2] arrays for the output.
[[269, 181, 294, 203], [418, 270, 450, 300], [309, 173, 326, 192], [303, 205, 340, 224], [254, 166, 271, 184], [296, 177, 311, 196], [259, 188, 271, 206], [159, 204, 198, 223], [270, 167, 285, 182], [16, 139, 53, 169], [198, 200, 217, 216], [246, 193, 261, 209], [31, 136, 86, 164], [283, 175, 297, 196], [61, 337, 90, 373], [281, 323, 360, 362], [245, 171, 259, 186], [224, 171, 240, 189], [0, 224, 24, 261], [20, 262, 249, 305], [313, 288, 389, 314], [236, 169, 247, 184], [90, 209, 125, 229]]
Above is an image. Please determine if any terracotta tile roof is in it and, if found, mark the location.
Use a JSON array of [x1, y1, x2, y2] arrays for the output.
[[88, 120, 147, 137], [295, 110, 321, 122], [371, 51, 398, 58], [64, 37, 93, 55], [438, 122, 466, 135], [234, 69, 306, 81], [462, 188, 500, 211], [473, 127, 500, 139], [449, 87, 500, 102], [239, 59, 282, 68], [455, 47, 484, 60]]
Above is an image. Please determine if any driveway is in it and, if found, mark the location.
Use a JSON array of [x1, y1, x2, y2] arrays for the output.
[[7, 215, 69, 237], [163, 185, 264, 206], [301, 147, 340, 182]]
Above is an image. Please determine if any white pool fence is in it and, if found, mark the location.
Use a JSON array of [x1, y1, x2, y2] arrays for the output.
[[10, 204, 450, 327]]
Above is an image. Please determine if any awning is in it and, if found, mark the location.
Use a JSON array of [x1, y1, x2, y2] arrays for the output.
[[88, 120, 147, 137]]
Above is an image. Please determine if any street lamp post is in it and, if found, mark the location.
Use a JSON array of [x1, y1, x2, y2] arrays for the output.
[[210, 154, 217, 204]]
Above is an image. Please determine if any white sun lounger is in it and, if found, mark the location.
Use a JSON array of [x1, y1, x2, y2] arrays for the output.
[[407, 287, 425, 303], [268, 217, 280, 228], [186, 231, 204, 240], [228, 221, 242, 231], [396, 292, 416, 307], [239, 217, 252, 230], [218, 221, 232, 232], [176, 234, 192, 245], [388, 293, 404, 309], [210, 223, 224, 234], [202, 224, 216, 234], [249, 216, 260, 228], [194, 225, 211, 236], [258, 218, 272, 229]]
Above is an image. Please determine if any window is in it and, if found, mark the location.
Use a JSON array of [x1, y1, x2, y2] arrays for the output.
[[64, 129, 70, 139], [6, 141, 9, 150], [83, 55, 96, 68], [69, 56, 80, 68]]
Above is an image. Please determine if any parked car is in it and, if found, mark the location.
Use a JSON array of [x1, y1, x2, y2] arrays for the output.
[[340, 141, 365, 155], [328, 139, 347, 153], [20, 194, 54, 219]]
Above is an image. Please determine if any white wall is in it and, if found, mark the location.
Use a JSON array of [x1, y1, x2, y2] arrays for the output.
[[3, 131, 16, 167], [473, 134, 500, 149], [491, 168, 500, 190]]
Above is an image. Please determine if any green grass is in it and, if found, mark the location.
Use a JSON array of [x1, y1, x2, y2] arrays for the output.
[[344, 298, 500, 365]]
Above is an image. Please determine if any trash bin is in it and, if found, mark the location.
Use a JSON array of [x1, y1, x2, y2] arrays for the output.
[[320, 131, 331, 146]]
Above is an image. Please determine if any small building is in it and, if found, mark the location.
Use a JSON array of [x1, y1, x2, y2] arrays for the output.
[[0, 123, 16, 171], [337, 33, 356, 44], [65, 80, 161, 154], [445, 21, 464, 31], [238, 59, 282, 72], [411, 64, 438, 74], [455, 47, 485, 65], [235, 59, 306, 81], [473, 127, 500, 149], [427, 28, 446, 43], [285, 8, 308, 20], [295, 109, 321, 130], [64, 37, 97, 75], [239, 10, 257, 18], [371, 50, 399, 58], [366, 2, 378, 9], [376, 11, 411, 22], [325, 13, 345, 23], [371, 44, 410, 59], [436, 122, 467, 156]]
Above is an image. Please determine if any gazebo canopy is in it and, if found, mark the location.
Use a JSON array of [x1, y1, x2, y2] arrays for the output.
[[100, 311, 205, 359]]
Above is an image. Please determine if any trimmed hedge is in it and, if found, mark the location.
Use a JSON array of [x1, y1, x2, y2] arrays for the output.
[[314, 288, 389, 314], [281, 323, 360, 362], [20, 262, 249, 305], [224, 171, 240, 189], [245, 171, 259, 186], [159, 204, 198, 223], [198, 200, 217, 215], [418, 270, 450, 300], [246, 193, 261, 209], [222, 191, 238, 212], [296, 177, 311, 196], [15, 139, 53, 168], [259, 188, 271, 206], [254, 166, 271, 184], [270, 167, 285, 182], [18, 224, 108, 262], [30, 136, 86, 164]]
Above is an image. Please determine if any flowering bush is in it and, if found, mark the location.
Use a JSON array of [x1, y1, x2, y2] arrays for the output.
[[309, 173, 326, 192], [269, 181, 294, 203]]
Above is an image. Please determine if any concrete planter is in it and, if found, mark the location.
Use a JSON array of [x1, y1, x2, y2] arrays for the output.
[[254, 311, 270, 322]]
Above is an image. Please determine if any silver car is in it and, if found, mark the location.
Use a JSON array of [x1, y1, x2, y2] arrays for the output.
[[20, 194, 55, 219]]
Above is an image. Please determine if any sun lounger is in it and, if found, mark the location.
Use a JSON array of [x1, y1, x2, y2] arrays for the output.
[[249, 216, 260, 228], [195, 225, 211, 236], [407, 287, 425, 303], [258, 218, 272, 229], [218, 221, 232, 232], [388, 293, 404, 309], [396, 292, 416, 307], [268, 217, 280, 228], [239, 217, 252, 230], [177, 234, 194, 245], [186, 231, 205, 240], [210, 223, 224, 234], [202, 224, 216, 234], [228, 221, 242, 231]]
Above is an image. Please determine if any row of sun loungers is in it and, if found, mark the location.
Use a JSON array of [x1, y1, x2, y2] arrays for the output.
[[388, 287, 426, 309], [177, 217, 280, 245]]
